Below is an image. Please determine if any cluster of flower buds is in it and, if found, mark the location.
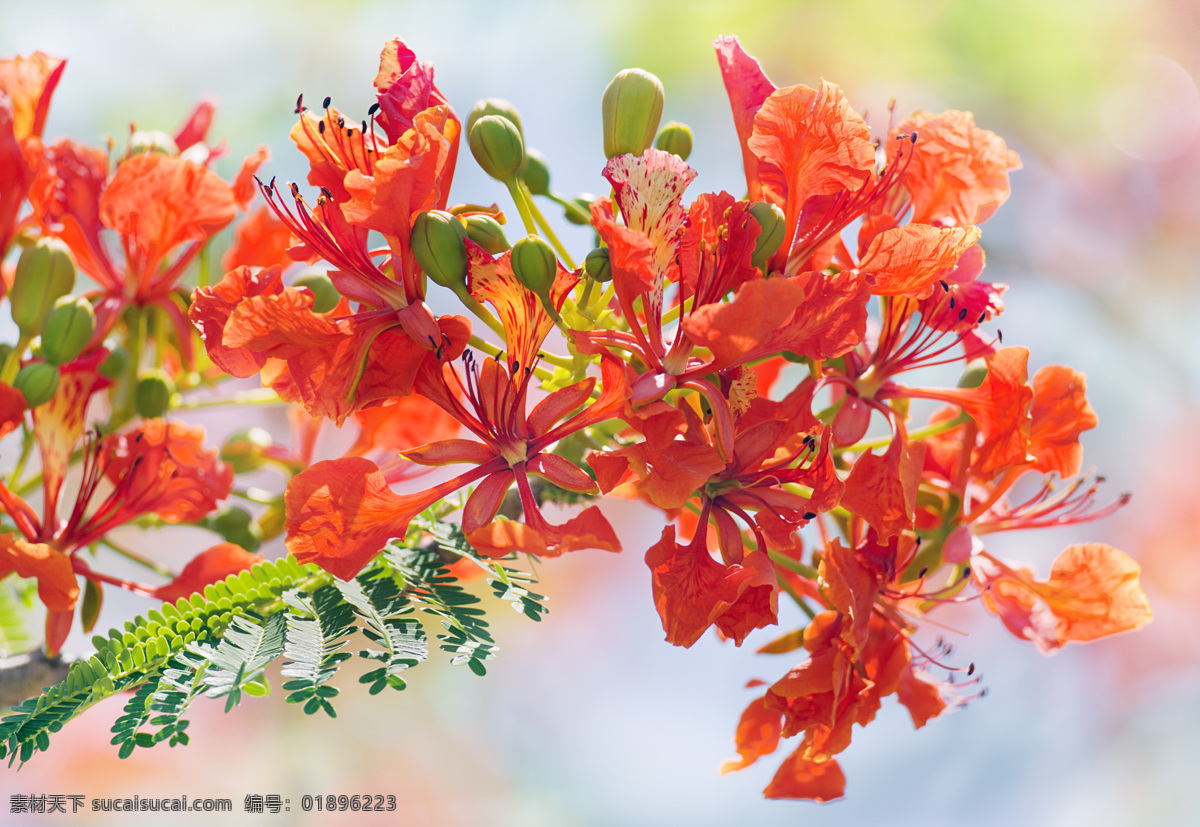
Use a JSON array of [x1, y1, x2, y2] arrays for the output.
[[0, 36, 1149, 801]]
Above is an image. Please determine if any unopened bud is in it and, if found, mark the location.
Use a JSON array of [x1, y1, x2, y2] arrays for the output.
[[957, 359, 988, 389], [129, 130, 179, 156], [469, 115, 525, 183], [523, 150, 551, 196], [602, 68, 665, 159], [14, 362, 59, 408], [654, 121, 693, 160], [134, 370, 174, 419], [584, 247, 612, 283], [748, 201, 787, 271], [221, 427, 274, 474], [209, 505, 263, 552], [99, 346, 128, 379], [411, 210, 469, 289], [464, 215, 510, 254], [80, 578, 103, 634], [255, 500, 286, 540], [564, 195, 594, 226], [40, 296, 96, 366], [466, 98, 523, 139], [293, 273, 340, 313], [11, 238, 76, 337], [510, 235, 558, 298]]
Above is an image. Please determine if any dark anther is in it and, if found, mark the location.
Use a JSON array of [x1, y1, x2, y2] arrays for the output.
[[441, 332, 452, 348], [337, 117, 345, 128], [964, 566, 971, 578], [294, 94, 304, 114], [915, 536, 922, 546], [361, 120, 367, 133], [322, 96, 331, 109], [318, 120, 325, 134], [289, 182, 300, 196], [1119, 492, 1132, 504], [134, 432, 144, 443], [981, 688, 988, 698], [949, 296, 956, 309], [803, 512, 817, 520], [268, 176, 277, 189], [320, 186, 333, 199], [997, 329, 1003, 343], [910, 131, 919, 144], [967, 663, 975, 676], [977, 311, 987, 324], [368, 102, 380, 116], [919, 567, 928, 578], [940, 279, 949, 292], [957, 308, 969, 322]]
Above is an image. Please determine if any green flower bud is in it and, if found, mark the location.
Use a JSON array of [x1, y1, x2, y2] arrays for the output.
[[40, 296, 96, 366], [255, 500, 286, 540], [411, 210, 469, 289], [748, 201, 787, 271], [466, 98, 524, 139], [654, 121, 693, 161], [564, 195, 594, 226], [602, 68, 665, 159], [14, 362, 59, 408], [11, 238, 76, 337], [957, 359, 989, 389], [99, 346, 128, 379], [129, 130, 179, 156], [522, 150, 551, 196], [220, 427, 273, 474], [80, 578, 103, 634], [134, 370, 174, 419], [464, 215, 510, 254], [584, 247, 612, 283], [209, 505, 263, 552], [469, 115, 525, 183], [510, 235, 558, 298], [292, 273, 340, 313]]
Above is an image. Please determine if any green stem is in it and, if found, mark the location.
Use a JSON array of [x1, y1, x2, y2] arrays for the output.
[[98, 537, 176, 579], [0, 333, 31, 385], [467, 335, 558, 382], [548, 192, 591, 225], [660, 295, 694, 326], [505, 180, 538, 237], [846, 410, 971, 452], [454, 288, 507, 339], [523, 183, 577, 270], [197, 243, 210, 289], [172, 389, 285, 410], [776, 572, 817, 620], [8, 424, 34, 490], [767, 550, 819, 580]]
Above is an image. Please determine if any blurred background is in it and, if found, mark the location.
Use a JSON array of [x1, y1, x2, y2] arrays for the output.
[[3, 0, 1200, 823]]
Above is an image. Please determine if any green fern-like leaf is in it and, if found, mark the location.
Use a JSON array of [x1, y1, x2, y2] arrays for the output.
[[193, 612, 286, 713], [280, 585, 355, 718], [0, 520, 547, 764]]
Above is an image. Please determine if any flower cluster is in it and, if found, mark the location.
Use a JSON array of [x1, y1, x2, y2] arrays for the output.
[[0, 36, 1150, 801]]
